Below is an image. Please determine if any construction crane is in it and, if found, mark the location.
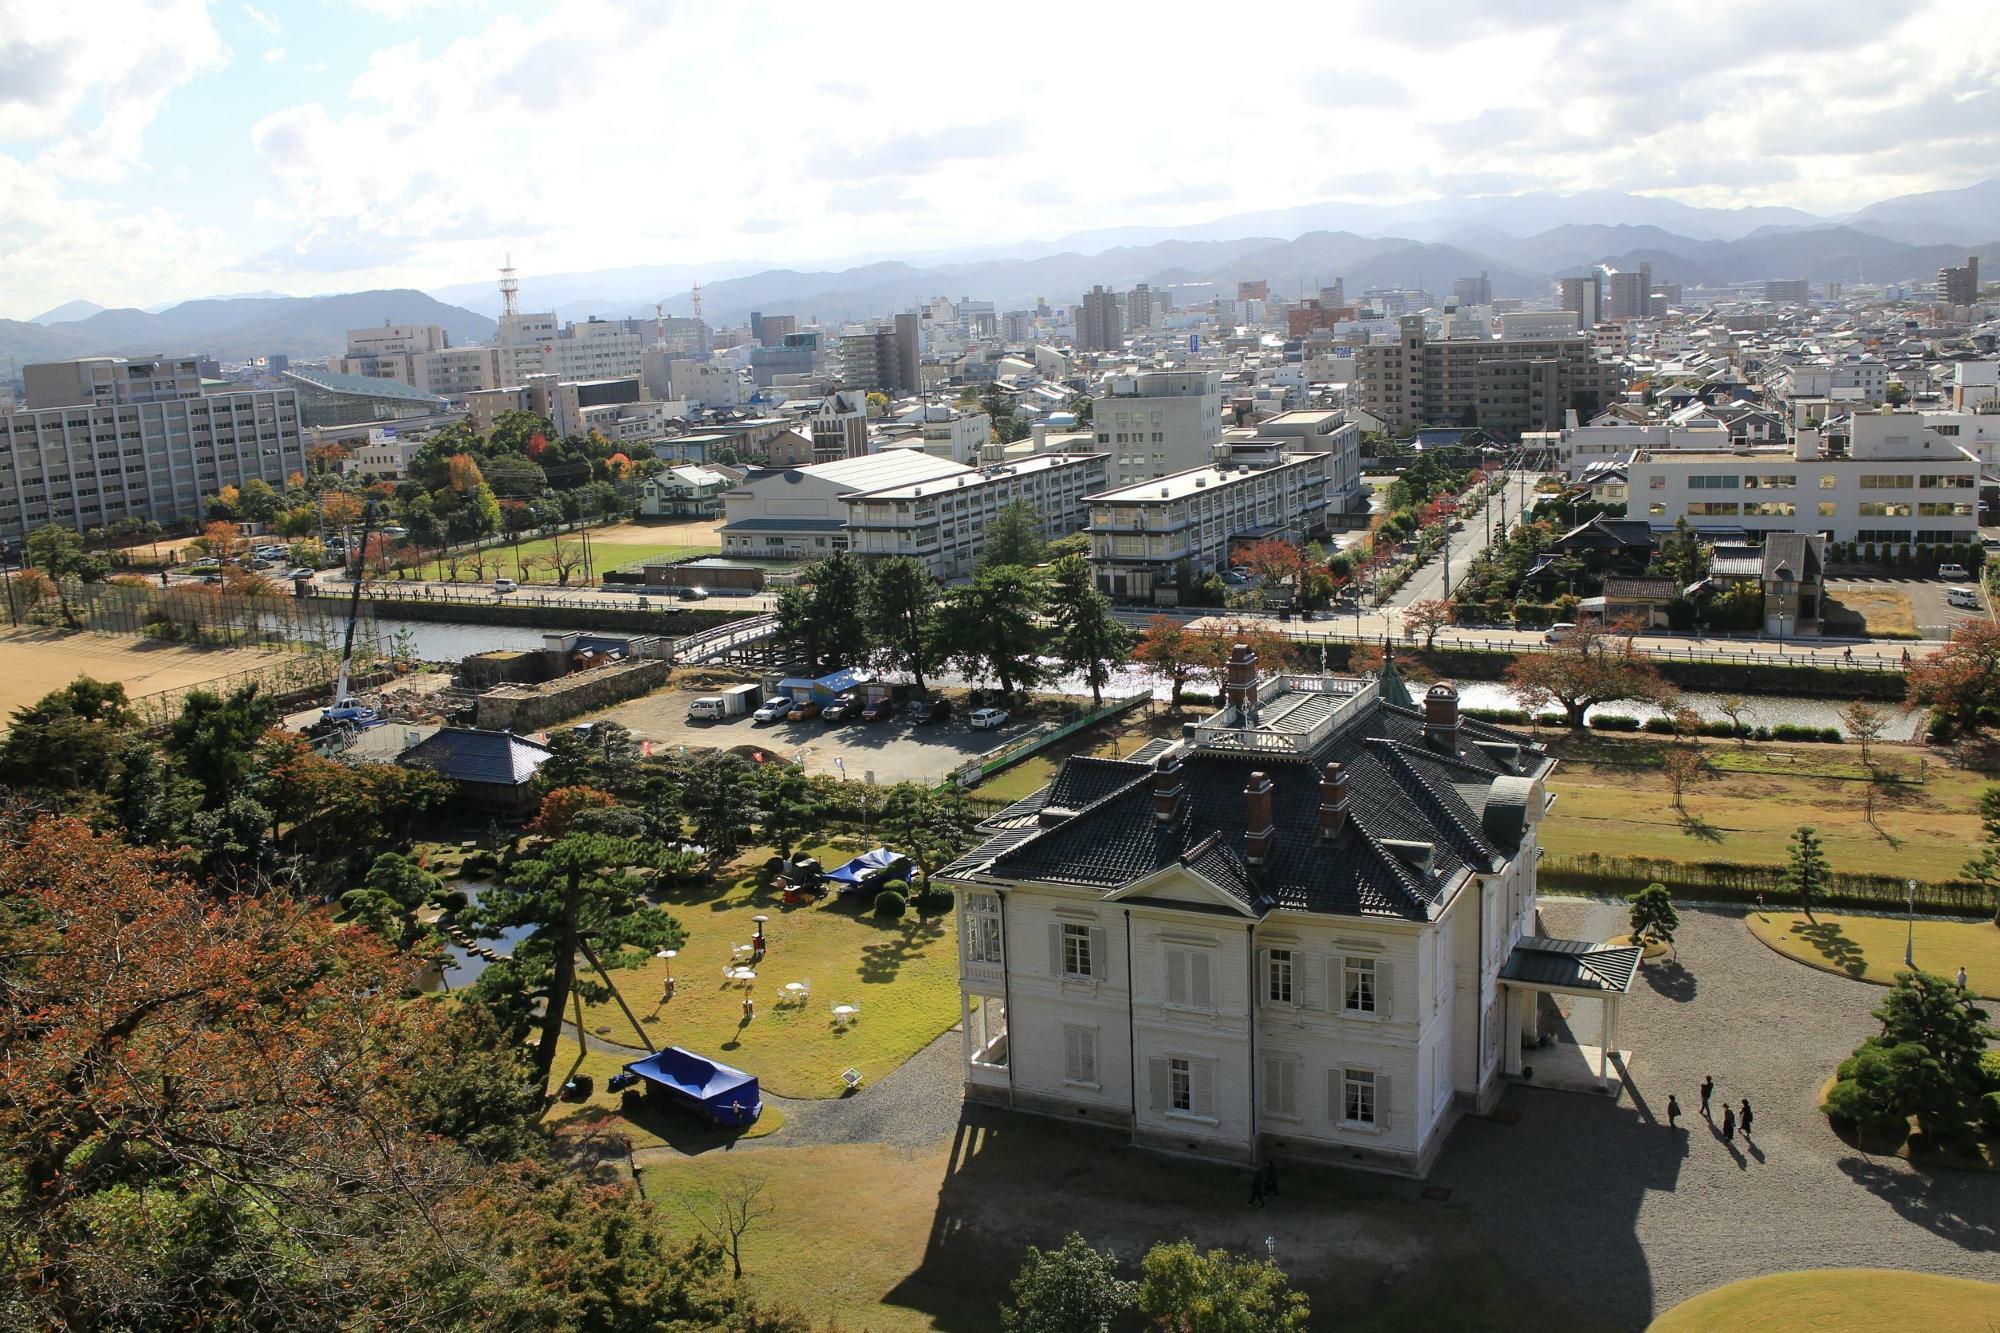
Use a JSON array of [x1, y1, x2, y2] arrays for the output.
[[307, 500, 385, 745]]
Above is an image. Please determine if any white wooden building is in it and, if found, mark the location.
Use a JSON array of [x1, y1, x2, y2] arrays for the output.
[[941, 649, 1638, 1176]]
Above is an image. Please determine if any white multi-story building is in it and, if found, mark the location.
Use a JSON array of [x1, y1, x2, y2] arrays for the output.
[[1092, 370, 1223, 486], [667, 359, 744, 408], [1547, 422, 1733, 478], [0, 356, 306, 545], [332, 324, 448, 384], [943, 661, 1624, 1176], [1625, 410, 1981, 548], [1495, 310, 1581, 340], [719, 449, 967, 562], [1086, 450, 1335, 603], [1920, 410, 2000, 465], [844, 451, 1108, 577], [1253, 409, 1366, 518], [498, 314, 645, 386], [413, 346, 501, 401]]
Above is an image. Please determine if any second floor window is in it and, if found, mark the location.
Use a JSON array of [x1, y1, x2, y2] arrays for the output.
[[1344, 958, 1378, 1014], [1170, 1057, 1192, 1112], [1062, 923, 1093, 979], [1268, 948, 1293, 1004]]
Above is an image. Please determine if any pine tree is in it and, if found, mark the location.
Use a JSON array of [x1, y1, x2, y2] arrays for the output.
[[864, 555, 941, 692], [978, 500, 1046, 570], [1783, 825, 1830, 921], [1046, 555, 1131, 708], [1626, 883, 1680, 952]]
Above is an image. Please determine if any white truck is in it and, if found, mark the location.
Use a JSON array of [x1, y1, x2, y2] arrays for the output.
[[688, 682, 761, 722]]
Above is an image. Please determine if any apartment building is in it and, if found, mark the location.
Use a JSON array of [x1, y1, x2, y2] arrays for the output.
[[844, 452, 1110, 577], [1086, 451, 1334, 603], [1938, 256, 1980, 307], [801, 391, 869, 462], [413, 345, 501, 400], [1558, 273, 1602, 327], [332, 323, 448, 383], [943, 665, 1598, 1176], [1076, 286, 1123, 353], [1624, 410, 1980, 548], [0, 355, 306, 545], [666, 359, 744, 408], [1452, 273, 1493, 307], [1496, 310, 1581, 339], [879, 405, 991, 465], [838, 315, 921, 395], [1356, 318, 1627, 436], [1092, 370, 1224, 485]]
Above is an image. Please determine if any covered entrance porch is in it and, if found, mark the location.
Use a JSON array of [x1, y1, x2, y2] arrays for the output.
[[1498, 936, 1642, 1095]]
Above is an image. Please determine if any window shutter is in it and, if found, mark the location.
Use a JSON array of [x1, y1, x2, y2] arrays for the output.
[[1378, 1073, 1394, 1130], [1327, 1067, 1342, 1123], [1300, 953, 1319, 1009], [1377, 960, 1393, 1017], [1080, 1030, 1096, 1084], [1167, 949, 1188, 1006], [1193, 1059, 1217, 1119], [1064, 1027, 1081, 1082], [1191, 952, 1213, 1010], [1148, 1057, 1170, 1111], [1048, 923, 1062, 977], [1327, 954, 1341, 1011], [1257, 949, 1269, 1003], [1088, 927, 1106, 979]]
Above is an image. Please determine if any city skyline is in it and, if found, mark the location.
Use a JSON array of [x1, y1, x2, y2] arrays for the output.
[[5, 0, 2000, 317]]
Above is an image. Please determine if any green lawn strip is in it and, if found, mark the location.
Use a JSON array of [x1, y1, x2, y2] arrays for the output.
[[637, 1116, 1588, 1333], [1540, 751, 1988, 883], [971, 707, 1200, 805], [1545, 732, 1929, 783], [1746, 911, 2000, 998], [1648, 1269, 2000, 1333], [571, 843, 961, 1098], [474, 534, 720, 584]]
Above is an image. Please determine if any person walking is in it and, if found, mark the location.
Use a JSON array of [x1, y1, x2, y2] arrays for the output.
[[1721, 1105, 1736, 1142], [1666, 1094, 1681, 1129], [1740, 1098, 1754, 1137], [1248, 1167, 1266, 1209], [1700, 1076, 1715, 1118], [1958, 966, 1969, 990]]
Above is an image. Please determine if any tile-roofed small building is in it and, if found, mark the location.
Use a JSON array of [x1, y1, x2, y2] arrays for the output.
[[399, 727, 552, 818], [944, 648, 1624, 1177]]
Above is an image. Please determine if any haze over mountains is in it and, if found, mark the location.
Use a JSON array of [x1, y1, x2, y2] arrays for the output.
[[10, 180, 1998, 366]]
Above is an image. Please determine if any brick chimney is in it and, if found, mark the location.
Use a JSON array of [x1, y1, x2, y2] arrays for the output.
[[1152, 752, 1185, 823], [1244, 771, 1276, 864], [1317, 762, 1351, 842], [1423, 681, 1461, 751], [1226, 642, 1260, 722]]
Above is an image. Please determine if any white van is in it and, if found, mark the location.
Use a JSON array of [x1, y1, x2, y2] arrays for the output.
[[1937, 562, 1970, 581], [493, 577, 518, 594], [1544, 621, 1577, 644], [1946, 585, 1983, 609]]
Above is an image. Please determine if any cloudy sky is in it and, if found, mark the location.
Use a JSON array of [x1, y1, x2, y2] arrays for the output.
[[3, 0, 1997, 318]]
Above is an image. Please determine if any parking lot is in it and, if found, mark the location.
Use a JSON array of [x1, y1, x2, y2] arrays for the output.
[[583, 683, 1045, 786], [1826, 575, 1990, 639]]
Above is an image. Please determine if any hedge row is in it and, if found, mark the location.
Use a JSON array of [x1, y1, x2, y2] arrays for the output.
[[1541, 853, 1991, 916], [1589, 715, 1842, 742]]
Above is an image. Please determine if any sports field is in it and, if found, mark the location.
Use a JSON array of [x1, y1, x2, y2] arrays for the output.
[[0, 629, 293, 724]]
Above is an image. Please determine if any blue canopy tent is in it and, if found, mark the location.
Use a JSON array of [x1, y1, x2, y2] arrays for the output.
[[824, 846, 911, 897], [621, 1048, 762, 1127]]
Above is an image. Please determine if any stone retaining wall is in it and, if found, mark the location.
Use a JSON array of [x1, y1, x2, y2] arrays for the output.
[[474, 658, 674, 732]]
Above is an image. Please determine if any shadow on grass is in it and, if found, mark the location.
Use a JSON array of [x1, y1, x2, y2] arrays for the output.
[[1791, 919, 1867, 977], [859, 917, 948, 983], [1644, 957, 1696, 1002], [1676, 811, 1725, 843]]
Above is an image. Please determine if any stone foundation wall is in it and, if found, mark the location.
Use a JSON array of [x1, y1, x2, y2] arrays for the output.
[[475, 658, 674, 732]]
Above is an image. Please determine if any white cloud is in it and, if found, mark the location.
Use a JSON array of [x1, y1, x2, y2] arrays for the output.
[[242, 3, 279, 36], [262, 47, 285, 63]]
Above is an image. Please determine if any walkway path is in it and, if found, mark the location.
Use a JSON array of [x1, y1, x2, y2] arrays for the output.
[[1431, 900, 1999, 1327]]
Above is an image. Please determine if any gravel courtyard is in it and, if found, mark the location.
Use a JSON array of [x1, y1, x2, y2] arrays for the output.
[[1430, 901, 2000, 1328]]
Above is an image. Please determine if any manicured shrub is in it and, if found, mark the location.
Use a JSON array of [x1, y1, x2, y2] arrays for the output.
[[1590, 714, 1642, 731], [1643, 717, 1677, 735], [873, 889, 908, 920], [879, 877, 910, 897], [916, 884, 955, 917]]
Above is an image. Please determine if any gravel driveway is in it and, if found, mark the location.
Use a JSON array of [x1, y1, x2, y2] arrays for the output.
[[1430, 900, 2000, 1328]]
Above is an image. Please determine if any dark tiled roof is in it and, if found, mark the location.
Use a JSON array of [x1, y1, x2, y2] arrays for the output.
[[1500, 937, 1642, 993], [400, 727, 551, 786], [952, 693, 1552, 922]]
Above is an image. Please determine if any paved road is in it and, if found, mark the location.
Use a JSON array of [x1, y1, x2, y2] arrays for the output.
[[1432, 901, 2000, 1327], [1385, 469, 1548, 610]]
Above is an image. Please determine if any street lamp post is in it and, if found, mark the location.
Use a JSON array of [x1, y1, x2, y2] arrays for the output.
[[1904, 879, 1916, 968]]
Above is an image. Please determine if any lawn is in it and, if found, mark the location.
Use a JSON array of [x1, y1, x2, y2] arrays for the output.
[[477, 530, 720, 584], [1539, 739, 1992, 883], [1648, 1269, 2000, 1332], [539, 1036, 784, 1152], [972, 706, 1197, 805], [637, 1110, 1589, 1333], [572, 842, 963, 1098], [1746, 911, 2000, 998], [1822, 587, 1919, 638]]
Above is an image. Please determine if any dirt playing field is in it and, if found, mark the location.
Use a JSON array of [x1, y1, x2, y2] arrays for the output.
[[0, 630, 294, 723]]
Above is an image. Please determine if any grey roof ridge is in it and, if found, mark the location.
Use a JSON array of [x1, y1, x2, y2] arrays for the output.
[[1366, 738, 1504, 872]]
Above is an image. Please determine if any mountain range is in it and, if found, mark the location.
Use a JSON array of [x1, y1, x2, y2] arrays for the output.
[[9, 179, 1997, 366], [0, 291, 494, 369]]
